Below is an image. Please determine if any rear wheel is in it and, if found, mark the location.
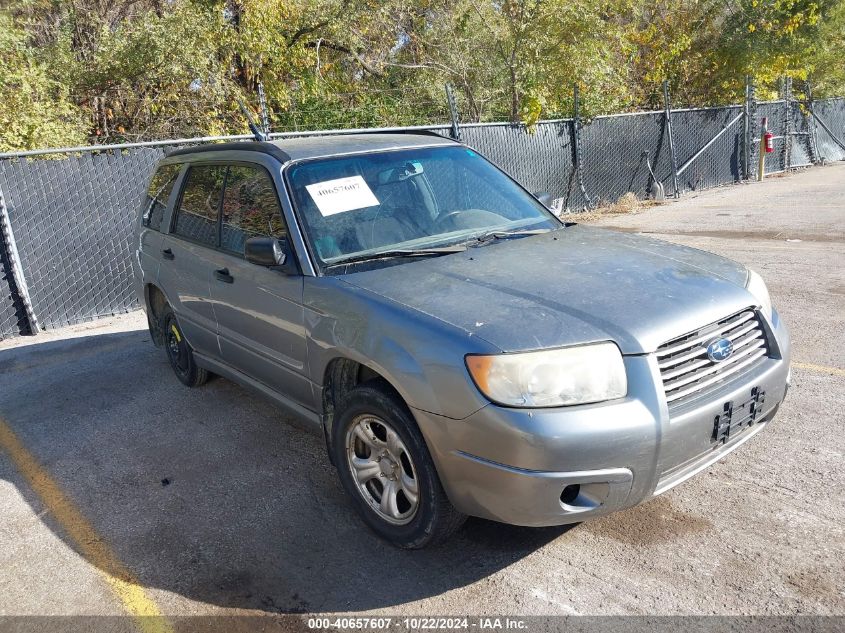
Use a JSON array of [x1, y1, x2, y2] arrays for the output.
[[332, 382, 465, 548], [162, 307, 209, 388]]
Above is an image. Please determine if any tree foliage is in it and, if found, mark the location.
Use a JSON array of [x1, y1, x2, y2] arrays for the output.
[[0, 11, 86, 150], [1, 0, 843, 150]]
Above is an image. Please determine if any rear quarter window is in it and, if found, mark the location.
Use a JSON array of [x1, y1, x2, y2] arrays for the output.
[[142, 164, 181, 231]]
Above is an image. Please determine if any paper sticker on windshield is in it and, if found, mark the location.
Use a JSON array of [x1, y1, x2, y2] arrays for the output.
[[306, 176, 380, 217]]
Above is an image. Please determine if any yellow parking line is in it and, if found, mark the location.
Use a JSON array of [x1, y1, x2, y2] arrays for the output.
[[0, 418, 172, 633], [792, 362, 845, 377]]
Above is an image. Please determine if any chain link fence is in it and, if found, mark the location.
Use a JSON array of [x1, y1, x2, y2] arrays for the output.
[[0, 189, 30, 337], [813, 97, 845, 163], [0, 150, 165, 336], [581, 111, 673, 205], [754, 101, 789, 174], [0, 88, 843, 339]]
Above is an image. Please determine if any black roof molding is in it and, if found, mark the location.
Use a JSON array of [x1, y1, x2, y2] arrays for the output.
[[165, 141, 291, 162], [375, 129, 452, 139]]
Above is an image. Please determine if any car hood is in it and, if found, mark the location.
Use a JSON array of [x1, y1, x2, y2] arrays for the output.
[[339, 225, 753, 354]]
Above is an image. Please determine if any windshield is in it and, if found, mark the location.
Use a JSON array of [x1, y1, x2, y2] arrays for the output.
[[286, 145, 560, 270]]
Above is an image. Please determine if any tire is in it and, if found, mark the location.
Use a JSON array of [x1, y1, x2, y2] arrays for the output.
[[161, 306, 209, 388], [332, 381, 466, 548]]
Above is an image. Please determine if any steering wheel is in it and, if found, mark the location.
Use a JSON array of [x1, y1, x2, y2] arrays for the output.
[[435, 211, 466, 229]]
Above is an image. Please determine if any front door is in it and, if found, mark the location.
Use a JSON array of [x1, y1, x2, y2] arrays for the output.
[[206, 164, 311, 410]]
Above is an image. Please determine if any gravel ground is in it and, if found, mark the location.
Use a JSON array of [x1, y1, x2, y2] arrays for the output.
[[0, 164, 843, 620]]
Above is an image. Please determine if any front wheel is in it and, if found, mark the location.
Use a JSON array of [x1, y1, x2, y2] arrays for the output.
[[332, 382, 466, 548]]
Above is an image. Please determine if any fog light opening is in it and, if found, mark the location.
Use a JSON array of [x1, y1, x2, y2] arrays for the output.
[[560, 484, 580, 505]]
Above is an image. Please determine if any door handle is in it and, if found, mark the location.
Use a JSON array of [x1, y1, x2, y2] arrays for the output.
[[214, 268, 234, 283], [161, 248, 174, 260]]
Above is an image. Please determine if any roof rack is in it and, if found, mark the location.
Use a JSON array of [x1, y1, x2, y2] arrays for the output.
[[165, 142, 290, 162], [266, 125, 455, 141], [163, 128, 457, 161]]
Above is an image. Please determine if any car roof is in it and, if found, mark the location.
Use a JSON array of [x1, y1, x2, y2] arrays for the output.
[[165, 132, 458, 164]]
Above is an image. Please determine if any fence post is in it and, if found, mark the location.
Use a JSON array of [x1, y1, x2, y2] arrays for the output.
[[445, 84, 462, 142], [0, 184, 39, 335], [747, 76, 759, 181], [806, 81, 821, 163], [663, 80, 680, 197], [757, 117, 769, 181], [782, 76, 792, 171], [743, 75, 752, 180], [572, 83, 593, 209], [258, 81, 271, 136]]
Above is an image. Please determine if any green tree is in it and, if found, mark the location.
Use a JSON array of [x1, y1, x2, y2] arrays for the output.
[[1, 0, 844, 149], [0, 12, 86, 151]]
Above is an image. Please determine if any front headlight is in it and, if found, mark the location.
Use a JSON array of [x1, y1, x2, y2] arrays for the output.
[[745, 268, 773, 321], [465, 342, 627, 408]]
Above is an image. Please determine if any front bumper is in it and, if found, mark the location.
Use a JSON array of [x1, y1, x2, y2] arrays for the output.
[[414, 310, 791, 527]]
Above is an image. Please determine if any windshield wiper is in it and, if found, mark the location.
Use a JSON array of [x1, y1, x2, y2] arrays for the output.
[[323, 245, 467, 269], [466, 228, 551, 246]]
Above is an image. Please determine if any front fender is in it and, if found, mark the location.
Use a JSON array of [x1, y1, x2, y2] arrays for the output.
[[304, 277, 496, 420]]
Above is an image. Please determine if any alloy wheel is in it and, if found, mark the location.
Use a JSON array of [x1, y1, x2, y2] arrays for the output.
[[345, 414, 420, 525]]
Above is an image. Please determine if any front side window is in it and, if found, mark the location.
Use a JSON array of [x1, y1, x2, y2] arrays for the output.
[[220, 165, 287, 255], [173, 165, 226, 246], [142, 163, 180, 231], [286, 145, 559, 270]]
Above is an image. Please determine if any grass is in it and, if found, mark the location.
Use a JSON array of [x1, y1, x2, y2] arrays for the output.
[[560, 192, 665, 223]]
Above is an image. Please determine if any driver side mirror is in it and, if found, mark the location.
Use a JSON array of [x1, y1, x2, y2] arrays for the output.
[[245, 236, 297, 274]]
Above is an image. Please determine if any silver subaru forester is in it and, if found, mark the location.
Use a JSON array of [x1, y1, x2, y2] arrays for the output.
[[133, 133, 791, 548]]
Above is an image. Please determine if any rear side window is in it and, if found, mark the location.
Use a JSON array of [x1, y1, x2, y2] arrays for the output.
[[173, 165, 226, 246], [220, 165, 287, 255], [142, 164, 180, 231]]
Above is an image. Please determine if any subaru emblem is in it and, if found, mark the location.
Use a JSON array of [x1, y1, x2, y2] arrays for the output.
[[706, 337, 734, 362]]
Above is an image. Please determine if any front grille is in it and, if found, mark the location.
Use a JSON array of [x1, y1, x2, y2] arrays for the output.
[[656, 308, 770, 407]]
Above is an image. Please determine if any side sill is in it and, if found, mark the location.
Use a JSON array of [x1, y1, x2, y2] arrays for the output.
[[193, 351, 322, 432]]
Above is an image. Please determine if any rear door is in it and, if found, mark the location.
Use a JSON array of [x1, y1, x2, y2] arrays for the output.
[[135, 163, 181, 309], [204, 163, 311, 409], [157, 164, 226, 357], [137, 163, 181, 278]]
